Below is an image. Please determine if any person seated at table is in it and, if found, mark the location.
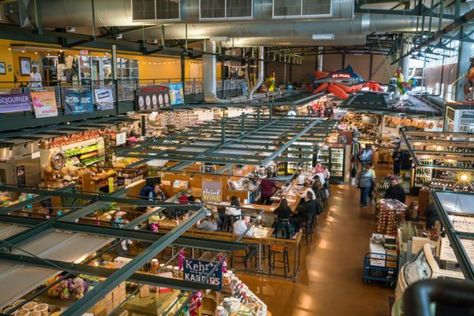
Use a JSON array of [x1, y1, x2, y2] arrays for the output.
[[226, 196, 242, 216], [297, 180, 316, 201], [233, 215, 255, 237], [291, 191, 315, 230], [177, 191, 189, 204], [140, 183, 166, 201], [233, 215, 257, 269], [196, 209, 219, 231], [273, 198, 292, 221]]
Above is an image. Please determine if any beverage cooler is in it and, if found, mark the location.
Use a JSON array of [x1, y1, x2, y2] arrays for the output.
[[316, 144, 351, 184]]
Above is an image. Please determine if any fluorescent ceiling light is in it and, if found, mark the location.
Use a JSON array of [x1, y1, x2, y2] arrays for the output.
[[312, 34, 335, 40]]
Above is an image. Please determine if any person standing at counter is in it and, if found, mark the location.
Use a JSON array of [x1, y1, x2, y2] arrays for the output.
[[260, 170, 277, 205], [392, 147, 402, 176], [384, 176, 406, 203], [357, 164, 375, 208]]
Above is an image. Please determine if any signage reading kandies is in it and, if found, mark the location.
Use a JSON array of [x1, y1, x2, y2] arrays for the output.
[[183, 259, 223, 291], [136, 85, 171, 111]]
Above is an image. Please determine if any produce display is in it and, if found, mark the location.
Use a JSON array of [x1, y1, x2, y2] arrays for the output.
[[46, 276, 94, 301]]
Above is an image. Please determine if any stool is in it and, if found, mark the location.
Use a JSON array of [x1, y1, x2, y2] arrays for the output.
[[269, 245, 290, 278], [232, 246, 257, 271], [302, 220, 313, 245], [273, 220, 294, 239]]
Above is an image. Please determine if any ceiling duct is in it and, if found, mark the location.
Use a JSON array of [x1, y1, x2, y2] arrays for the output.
[[29, 0, 353, 27], [203, 40, 231, 104]]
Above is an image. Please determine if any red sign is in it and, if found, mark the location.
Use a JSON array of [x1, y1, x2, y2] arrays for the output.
[[79, 50, 89, 55]]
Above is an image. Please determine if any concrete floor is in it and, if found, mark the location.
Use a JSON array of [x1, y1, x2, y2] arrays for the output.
[[239, 182, 393, 316]]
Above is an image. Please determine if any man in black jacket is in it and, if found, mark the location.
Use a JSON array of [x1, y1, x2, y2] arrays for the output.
[[385, 176, 406, 203]]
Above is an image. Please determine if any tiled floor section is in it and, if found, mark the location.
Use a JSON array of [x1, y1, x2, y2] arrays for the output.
[[239, 182, 393, 316]]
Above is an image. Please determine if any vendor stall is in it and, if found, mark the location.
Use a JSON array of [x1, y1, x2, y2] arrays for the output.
[[401, 130, 474, 193]]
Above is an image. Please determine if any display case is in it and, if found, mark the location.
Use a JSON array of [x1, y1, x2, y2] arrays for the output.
[[316, 144, 350, 183]]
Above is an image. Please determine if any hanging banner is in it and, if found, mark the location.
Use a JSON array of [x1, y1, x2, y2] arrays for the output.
[[64, 90, 94, 114], [136, 85, 170, 111], [201, 180, 222, 202], [183, 259, 223, 291], [31, 90, 58, 118], [168, 83, 184, 106], [94, 87, 115, 110], [0, 93, 31, 113], [16, 165, 26, 187]]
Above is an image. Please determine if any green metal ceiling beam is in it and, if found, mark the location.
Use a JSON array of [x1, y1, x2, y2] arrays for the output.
[[0, 185, 199, 210], [261, 119, 320, 166], [61, 208, 206, 316], [0, 252, 219, 292], [0, 185, 74, 215]]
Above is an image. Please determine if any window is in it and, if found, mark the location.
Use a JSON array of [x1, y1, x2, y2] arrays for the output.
[[132, 0, 156, 20], [200, 0, 253, 19], [156, 0, 180, 20], [227, 0, 252, 18], [200, 0, 226, 19], [273, 0, 331, 17], [132, 0, 180, 20]]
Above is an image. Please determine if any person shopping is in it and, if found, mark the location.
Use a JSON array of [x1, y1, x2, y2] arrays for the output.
[[357, 164, 375, 208], [384, 176, 406, 203]]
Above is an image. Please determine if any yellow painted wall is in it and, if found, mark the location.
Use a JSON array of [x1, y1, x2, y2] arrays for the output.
[[0, 40, 14, 88], [0, 39, 223, 88]]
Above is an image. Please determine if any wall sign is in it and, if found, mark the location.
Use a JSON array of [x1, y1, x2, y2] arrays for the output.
[[31, 91, 58, 118], [64, 90, 94, 114], [0, 93, 31, 113], [116, 132, 127, 146], [94, 87, 115, 110], [201, 180, 222, 202], [168, 83, 184, 106], [183, 259, 223, 291], [136, 85, 170, 111]]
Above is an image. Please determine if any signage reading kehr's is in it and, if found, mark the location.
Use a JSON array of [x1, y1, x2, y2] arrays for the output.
[[136, 85, 170, 111], [183, 259, 223, 291]]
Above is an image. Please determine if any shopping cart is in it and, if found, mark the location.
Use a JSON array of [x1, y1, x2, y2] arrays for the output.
[[362, 252, 398, 287]]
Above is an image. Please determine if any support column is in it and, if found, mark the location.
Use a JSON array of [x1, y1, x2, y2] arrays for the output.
[[180, 52, 186, 97], [315, 47, 323, 72], [341, 53, 345, 69], [369, 53, 374, 80]]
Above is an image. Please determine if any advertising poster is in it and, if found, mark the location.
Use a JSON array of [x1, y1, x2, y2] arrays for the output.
[[183, 259, 223, 291], [0, 93, 31, 113], [94, 87, 115, 110], [136, 85, 170, 111], [64, 90, 94, 114], [168, 83, 184, 106], [31, 91, 58, 118], [201, 180, 222, 202]]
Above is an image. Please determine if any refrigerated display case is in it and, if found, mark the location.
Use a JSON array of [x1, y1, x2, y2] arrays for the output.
[[316, 144, 350, 183]]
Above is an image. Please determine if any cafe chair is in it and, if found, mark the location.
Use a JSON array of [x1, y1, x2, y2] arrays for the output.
[[231, 245, 258, 271], [269, 244, 290, 278]]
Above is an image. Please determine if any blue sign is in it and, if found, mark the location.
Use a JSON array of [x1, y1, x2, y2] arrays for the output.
[[183, 259, 223, 290], [64, 90, 94, 114], [168, 83, 184, 106]]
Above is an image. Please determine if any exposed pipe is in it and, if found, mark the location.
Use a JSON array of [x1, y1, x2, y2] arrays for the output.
[[249, 46, 264, 100], [203, 40, 230, 104]]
